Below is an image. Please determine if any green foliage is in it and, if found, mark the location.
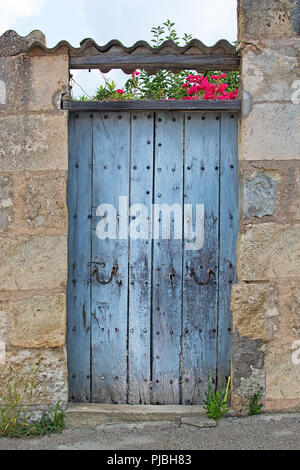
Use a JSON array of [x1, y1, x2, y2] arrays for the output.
[[203, 377, 229, 421], [75, 20, 239, 102], [0, 367, 65, 438], [125, 20, 194, 100], [151, 20, 188, 47], [134, 70, 189, 100], [248, 387, 264, 416], [94, 80, 118, 100], [151, 25, 166, 48]]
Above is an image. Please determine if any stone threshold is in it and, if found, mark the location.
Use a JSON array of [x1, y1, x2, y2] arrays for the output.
[[65, 404, 209, 428]]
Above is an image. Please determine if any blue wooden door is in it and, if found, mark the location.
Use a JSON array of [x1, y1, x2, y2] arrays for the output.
[[67, 111, 238, 404]]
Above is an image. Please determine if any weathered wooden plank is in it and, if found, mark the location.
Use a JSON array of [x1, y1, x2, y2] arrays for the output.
[[151, 112, 184, 404], [182, 112, 220, 404], [63, 100, 242, 112], [70, 53, 240, 71], [91, 112, 130, 403], [67, 112, 92, 402], [217, 113, 239, 388], [128, 113, 154, 404]]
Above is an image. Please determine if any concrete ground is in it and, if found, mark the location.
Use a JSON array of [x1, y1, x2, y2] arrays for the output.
[[0, 413, 300, 450]]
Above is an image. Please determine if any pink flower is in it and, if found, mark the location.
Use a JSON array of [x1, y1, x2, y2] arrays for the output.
[[229, 89, 238, 99], [187, 86, 197, 95], [116, 89, 124, 94], [132, 70, 140, 77], [181, 71, 238, 102], [217, 83, 229, 94]]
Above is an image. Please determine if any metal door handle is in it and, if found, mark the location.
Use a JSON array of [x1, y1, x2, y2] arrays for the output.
[[189, 268, 215, 286], [91, 263, 119, 285]]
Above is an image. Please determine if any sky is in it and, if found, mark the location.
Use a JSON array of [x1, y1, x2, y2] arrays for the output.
[[0, 0, 238, 98]]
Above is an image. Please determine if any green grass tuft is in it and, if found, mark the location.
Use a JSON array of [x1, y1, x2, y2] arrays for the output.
[[0, 367, 65, 438], [203, 377, 229, 421], [248, 387, 264, 416]]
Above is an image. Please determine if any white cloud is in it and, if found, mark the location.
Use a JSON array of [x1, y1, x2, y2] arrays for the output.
[[0, 0, 46, 34]]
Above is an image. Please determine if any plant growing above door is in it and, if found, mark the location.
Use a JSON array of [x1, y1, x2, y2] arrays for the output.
[[76, 20, 239, 102]]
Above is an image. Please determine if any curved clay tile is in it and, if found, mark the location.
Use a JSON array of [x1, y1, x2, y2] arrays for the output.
[[0, 30, 237, 57]]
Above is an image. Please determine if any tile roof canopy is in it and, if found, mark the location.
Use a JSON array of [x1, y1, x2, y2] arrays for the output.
[[0, 30, 239, 73]]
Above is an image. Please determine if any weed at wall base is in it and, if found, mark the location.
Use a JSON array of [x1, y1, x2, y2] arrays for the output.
[[0, 367, 65, 438], [248, 388, 264, 416], [203, 376, 230, 421]]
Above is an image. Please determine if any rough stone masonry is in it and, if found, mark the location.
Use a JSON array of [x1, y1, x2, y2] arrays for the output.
[[0, 30, 69, 406], [0, 0, 299, 412], [231, 0, 300, 411]]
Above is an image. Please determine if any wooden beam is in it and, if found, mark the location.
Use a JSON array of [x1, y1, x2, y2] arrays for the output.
[[62, 100, 241, 112], [69, 54, 240, 72]]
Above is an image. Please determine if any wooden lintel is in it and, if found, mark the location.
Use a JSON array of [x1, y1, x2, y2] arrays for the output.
[[69, 54, 240, 72], [62, 99, 241, 112]]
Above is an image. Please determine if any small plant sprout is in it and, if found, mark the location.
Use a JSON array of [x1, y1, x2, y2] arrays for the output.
[[0, 367, 65, 438], [203, 376, 230, 421], [248, 387, 264, 416]]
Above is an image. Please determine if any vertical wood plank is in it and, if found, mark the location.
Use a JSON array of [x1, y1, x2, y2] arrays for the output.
[[218, 112, 239, 387], [152, 112, 183, 404], [91, 112, 130, 403], [128, 112, 154, 404], [67, 112, 92, 402], [182, 112, 220, 404]]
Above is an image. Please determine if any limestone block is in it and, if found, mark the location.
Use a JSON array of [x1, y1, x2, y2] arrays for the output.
[[0, 175, 14, 232], [239, 103, 300, 161], [238, 0, 299, 41], [242, 171, 278, 218], [240, 161, 300, 222], [0, 347, 68, 405], [0, 55, 30, 114], [238, 223, 300, 281], [265, 343, 300, 409], [0, 114, 68, 172], [231, 283, 279, 342], [241, 40, 300, 102], [0, 51, 68, 114], [23, 172, 67, 229], [0, 235, 67, 291], [8, 293, 66, 348], [29, 54, 69, 112]]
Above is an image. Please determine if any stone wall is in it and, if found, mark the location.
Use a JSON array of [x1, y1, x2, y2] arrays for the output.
[[0, 1, 299, 412], [231, 0, 300, 411], [0, 31, 69, 406]]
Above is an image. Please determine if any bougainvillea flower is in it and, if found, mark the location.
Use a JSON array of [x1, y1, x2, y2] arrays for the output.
[[180, 72, 238, 101]]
